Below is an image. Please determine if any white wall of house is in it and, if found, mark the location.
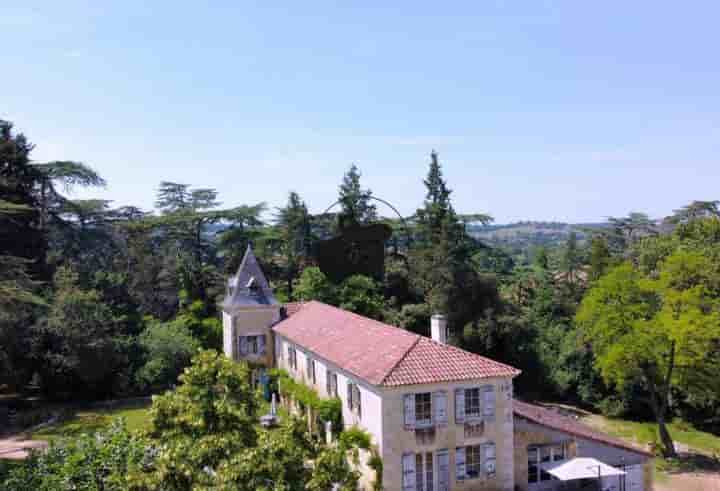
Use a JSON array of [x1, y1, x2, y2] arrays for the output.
[[274, 334, 384, 451]]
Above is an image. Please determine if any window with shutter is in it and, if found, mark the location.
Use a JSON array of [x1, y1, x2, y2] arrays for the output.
[[465, 388, 481, 420], [483, 385, 496, 422], [415, 393, 432, 428], [402, 453, 417, 491], [329, 372, 338, 398], [455, 447, 466, 481], [465, 445, 481, 479], [454, 389, 465, 424], [354, 384, 362, 418], [433, 391, 447, 426], [404, 394, 416, 429], [307, 358, 316, 384], [347, 382, 353, 410]]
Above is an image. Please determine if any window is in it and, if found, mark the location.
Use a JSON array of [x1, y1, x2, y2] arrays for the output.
[[402, 452, 434, 491], [239, 335, 265, 356], [455, 385, 494, 423], [288, 346, 297, 370], [465, 388, 481, 418], [308, 358, 316, 384], [457, 443, 495, 482], [415, 452, 434, 491], [405, 392, 447, 429], [415, 393, 432, 427], [528, 444, 566, 483], [465, 445, 481, 479], [347, 382, 361, 417], [326, 371, 338, 397]]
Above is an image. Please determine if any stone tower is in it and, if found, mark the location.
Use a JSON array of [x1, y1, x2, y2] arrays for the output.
[[221, 245, 280, 367]]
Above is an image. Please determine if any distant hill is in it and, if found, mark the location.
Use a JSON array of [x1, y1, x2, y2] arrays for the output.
[[467, 221, 609, 250]]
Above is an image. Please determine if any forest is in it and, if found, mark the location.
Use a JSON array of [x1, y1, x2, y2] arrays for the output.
[[2, 118, 720, 483]]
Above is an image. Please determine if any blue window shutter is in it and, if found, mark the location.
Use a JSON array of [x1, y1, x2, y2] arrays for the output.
[[402, 453, 417, 491], [404, 394, 416, 429], [483, 442, 497, 477], [455, 388, 465, 424], [436, 449, 450, 491], [455, 447, 466, 481], [483, 385, 496, 422], [258, 335, 266, 355], [239, 336, 248, 355], [434, 391, 448, 426]]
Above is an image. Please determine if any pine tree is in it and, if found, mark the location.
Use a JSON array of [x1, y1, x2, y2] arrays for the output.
[[337, 164, 377, 230], [276, 191, 312, 299]]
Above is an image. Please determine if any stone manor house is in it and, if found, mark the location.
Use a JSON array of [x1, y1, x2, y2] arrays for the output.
[[223, 247, 653, 491]]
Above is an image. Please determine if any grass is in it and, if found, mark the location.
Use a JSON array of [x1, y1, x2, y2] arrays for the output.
[[580, 412, 720, 483], [29, 403, 152, 442], [582, 414, 720, 456]]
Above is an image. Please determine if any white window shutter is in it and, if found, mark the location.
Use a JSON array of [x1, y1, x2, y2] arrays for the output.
[[483, 385, 496, 422], [258, 335, 266, 355], [454, 388, 465, 424], [404, 394, 416, 429], [239, 336, 248, 355], [455, 447, 466, 481], [434, 391, 448, 426], [402, 453, 417, 491]]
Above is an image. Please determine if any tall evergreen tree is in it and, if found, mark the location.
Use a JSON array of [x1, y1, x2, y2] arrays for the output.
[[275, 191, 312, 299], [337, 163, 377, 230]]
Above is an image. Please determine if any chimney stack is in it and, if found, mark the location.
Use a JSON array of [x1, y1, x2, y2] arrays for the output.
[[431, 314, 448, 344]]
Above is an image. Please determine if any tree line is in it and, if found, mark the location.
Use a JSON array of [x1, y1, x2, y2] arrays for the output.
[[2, 119, 720, 458]]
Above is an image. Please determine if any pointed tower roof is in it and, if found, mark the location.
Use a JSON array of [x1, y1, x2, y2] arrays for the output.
[[222, 245, 278, 311]]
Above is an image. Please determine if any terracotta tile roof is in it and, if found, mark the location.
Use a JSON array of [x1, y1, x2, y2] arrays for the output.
[[513, 400, 653, 457], [272, 301, 520, 387], [382, 337, 520, 386]]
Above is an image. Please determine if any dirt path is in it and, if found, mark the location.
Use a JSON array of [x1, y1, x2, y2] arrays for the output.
[[0, 435, 47, 460], [655, 472, 720, 490]]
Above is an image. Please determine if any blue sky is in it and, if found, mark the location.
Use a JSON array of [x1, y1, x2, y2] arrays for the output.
[[3, 1, 720, 223]]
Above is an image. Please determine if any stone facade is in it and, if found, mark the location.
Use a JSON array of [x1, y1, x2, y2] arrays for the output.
[[381, 378, 515, 491]]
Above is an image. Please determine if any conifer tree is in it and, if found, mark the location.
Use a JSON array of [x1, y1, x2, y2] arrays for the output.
[[276, 191, 312, 299], [337, 163, 377, 230]]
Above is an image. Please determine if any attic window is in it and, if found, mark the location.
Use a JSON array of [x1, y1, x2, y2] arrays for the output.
[[246, 277, 256, 289]]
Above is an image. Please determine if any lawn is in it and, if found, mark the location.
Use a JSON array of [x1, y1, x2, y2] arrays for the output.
[[30, 403, 152, 442], [579, 411, 720, 485], [581, 413, 720, 456]]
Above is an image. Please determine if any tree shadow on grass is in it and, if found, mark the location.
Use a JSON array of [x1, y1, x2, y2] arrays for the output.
[[661, 452, 720, 475]]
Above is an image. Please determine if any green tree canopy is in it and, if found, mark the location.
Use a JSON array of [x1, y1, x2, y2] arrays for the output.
[[577, 252, 720, 456]]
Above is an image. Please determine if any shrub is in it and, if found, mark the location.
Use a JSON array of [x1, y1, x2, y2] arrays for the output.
[[136, 319, 200, 392]]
